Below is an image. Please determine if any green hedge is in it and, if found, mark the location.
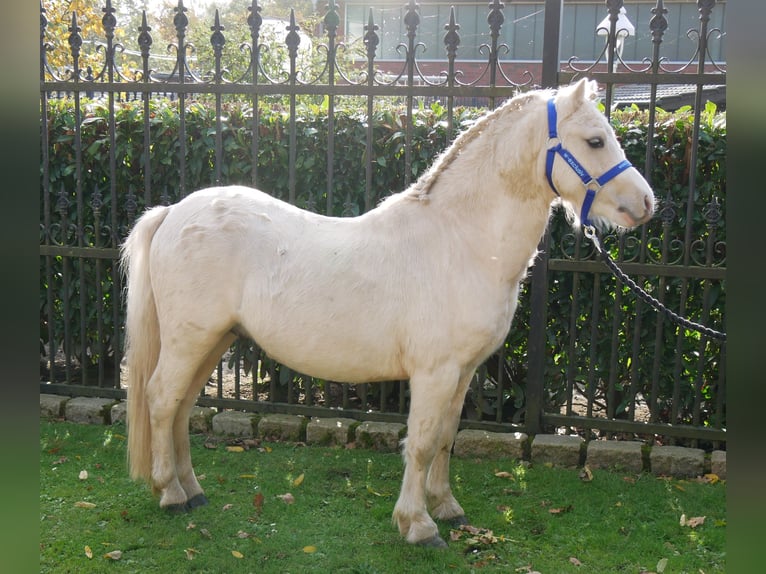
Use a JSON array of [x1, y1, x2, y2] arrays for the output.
[[40, 97, 726, 428]]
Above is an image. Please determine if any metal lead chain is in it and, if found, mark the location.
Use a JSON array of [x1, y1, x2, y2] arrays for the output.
[[584, 226, 727, 342]]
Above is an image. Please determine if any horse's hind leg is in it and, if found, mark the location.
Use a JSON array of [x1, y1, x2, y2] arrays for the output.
[[426, 369, 475, 527], [146, 335, 225, 511], [173, 332, 237, 510], [393, 365, 460, 547]]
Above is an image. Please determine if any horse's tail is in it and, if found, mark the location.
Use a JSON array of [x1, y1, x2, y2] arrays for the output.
[[120, 205, 171, 484]]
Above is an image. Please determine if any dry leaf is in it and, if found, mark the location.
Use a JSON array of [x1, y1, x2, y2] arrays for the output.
[[293, 473, 305, 487], [103, 550, 122, 560], [579, 466, 593, 482], [303, 545, 317, 553], [74, 501, 96, 509], [184, 548, 198, 560], [569, 556, 582, 566], [549, 505, 573, 515], [186, 522, 196, 530], [231, 550, 244, 559], [222, 503, 234, 511], [494, 471, 514, 479], [277, 493, 295, 504], [84, 545, 93, 559], [253, 492, 264, 514], [657, 557, 669, 572], [680, 515, 706, 528], [226, 446, 245, 453], [199, 528, 212, 539], [237, 530, 250, 539], [79, 470, 88, 480]]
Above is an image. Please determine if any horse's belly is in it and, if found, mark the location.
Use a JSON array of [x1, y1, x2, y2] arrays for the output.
[[254, 328, 407, 383]]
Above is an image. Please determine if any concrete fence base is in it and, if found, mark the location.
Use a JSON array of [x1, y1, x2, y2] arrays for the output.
[[40, 394, 726, 479]]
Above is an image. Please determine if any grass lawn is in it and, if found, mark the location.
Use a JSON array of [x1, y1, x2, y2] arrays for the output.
[[40, 420, 725, 573]]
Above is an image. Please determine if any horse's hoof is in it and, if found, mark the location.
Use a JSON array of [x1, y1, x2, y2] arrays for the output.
[[163, 502, 189, 514], [416, 534, 448, 549], [185, 494, 209, 510], [447, 515, 470, 528]]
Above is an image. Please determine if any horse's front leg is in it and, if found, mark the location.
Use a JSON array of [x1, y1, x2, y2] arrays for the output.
[[393, 365, 460, 547], [426, 369, 476, 527]]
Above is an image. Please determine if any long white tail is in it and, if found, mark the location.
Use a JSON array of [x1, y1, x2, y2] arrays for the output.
[[120, 205, 170, 483]]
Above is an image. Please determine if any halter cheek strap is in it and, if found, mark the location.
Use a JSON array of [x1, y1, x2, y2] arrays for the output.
[[545, 98, 632, 226]]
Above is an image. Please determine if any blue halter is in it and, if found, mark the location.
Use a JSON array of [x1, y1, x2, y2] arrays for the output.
[[545, 98, 632, 227]]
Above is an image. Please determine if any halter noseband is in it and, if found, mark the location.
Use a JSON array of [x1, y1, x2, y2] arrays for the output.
[[545, 98, 632, 227]]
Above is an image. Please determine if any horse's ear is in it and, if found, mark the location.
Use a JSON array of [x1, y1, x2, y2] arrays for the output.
[[571, 78, 598, 102]]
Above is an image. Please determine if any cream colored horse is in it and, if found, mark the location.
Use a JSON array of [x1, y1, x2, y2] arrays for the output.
[[121, 79, 654, 547]]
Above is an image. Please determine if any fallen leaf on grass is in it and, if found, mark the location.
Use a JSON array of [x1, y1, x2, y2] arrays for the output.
[[226, 446, 245, 453], [253, 492, 264, 514], [231, 550, 244, 559], [237, 530, 250, 539], [199, 528, 212, 540], [222, 503, 234, 511], [450, 524, 499, 546], [695, 473, 720, 484], [74, 501, 96, 509], [78, 470, 88, 480], [293, 473, 305, 487], [579, 466, 593, 482], [84, 546, 93, 559], [569, 556, 582, 566], [494, 470, 515, 479], [549, 505, 573, 515], [679, 514, 706, 528], [303, 545, 317, 553], [184, 548, 198, 560], [277, 493, 295, 504], [103, 550, 122, 560], [657, 557, 669, 572]]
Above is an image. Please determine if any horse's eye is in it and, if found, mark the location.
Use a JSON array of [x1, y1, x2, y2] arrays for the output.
[[587, 137, 604, 149]]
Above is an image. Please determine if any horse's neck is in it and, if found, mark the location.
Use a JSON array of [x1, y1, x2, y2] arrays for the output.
[[425, 108, 553, 281]]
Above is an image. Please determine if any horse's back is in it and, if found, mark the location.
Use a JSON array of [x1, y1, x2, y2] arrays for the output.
[[146, 186, 413, 380]]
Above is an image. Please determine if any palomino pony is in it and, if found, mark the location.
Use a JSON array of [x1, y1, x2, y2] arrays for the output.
[[121, 79, 654, 547]]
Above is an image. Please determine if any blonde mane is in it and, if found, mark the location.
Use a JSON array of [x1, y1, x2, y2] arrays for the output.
[[399, 89, 548, 202]]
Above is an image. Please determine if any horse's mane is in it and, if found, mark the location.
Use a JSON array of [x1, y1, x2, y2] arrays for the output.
[[394, 88, 551, 203]]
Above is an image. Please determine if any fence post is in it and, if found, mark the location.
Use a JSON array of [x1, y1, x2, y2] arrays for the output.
[[526, 0, 563, 436]]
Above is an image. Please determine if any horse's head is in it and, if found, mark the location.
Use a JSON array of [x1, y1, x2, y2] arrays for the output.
[[545, 79, 655, 229]]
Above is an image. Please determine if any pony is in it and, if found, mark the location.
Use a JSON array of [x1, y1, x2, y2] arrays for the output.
[[121, 79, 654, 548]]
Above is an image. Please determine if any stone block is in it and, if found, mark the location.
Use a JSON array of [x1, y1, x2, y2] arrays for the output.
[[531, 434, 584, 468], [710, 450, 726, 479], [306, 417, 357, 446], [40, 393, 69, 418], [64, 397, 117, 424], [650, 445, 705, 478], [355, 421, 405, 452], [212, 411, 258, 437], [453, 429, 528, 460], [586, 440, 644, 473], [189, 406, 216, 433], [110, 401, 127, 425], [258, 414, 306, 442]]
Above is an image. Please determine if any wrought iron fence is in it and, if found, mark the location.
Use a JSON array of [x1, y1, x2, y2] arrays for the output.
[[40, 0, 726, 448]]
